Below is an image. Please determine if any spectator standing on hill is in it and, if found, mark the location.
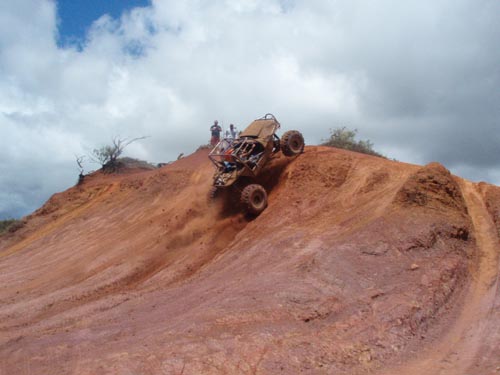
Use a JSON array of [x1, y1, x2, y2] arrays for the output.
[[210, 120, 222, 146], [229, 123, 238, 139]]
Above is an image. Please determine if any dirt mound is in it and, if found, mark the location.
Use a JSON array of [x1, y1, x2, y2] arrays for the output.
[[0, 146, 499, 374], [394, 162, 467, 213]]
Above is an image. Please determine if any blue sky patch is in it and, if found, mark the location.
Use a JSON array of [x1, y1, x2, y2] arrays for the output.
[[56, 0, 151, 47]]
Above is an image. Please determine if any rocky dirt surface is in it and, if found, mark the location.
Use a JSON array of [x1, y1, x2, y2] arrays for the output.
[[0, 146, 499, 374]]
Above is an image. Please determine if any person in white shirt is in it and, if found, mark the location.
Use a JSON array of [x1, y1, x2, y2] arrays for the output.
[[228, 123, 238, 139]]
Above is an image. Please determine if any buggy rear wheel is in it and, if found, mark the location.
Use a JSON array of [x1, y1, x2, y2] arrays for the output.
[[240, 184, 268, 215], [281, 130, 304, 156]]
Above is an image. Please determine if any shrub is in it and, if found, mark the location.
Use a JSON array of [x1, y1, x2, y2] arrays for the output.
[[322, 127, 384, 158], [0, 219, 24, 235], [118, 157, 156, 170], [196, 144, 212, 151]]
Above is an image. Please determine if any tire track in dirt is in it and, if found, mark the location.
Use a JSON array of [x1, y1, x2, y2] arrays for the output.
[[386, 179, 500, 374], [0, 204, 248, 339]]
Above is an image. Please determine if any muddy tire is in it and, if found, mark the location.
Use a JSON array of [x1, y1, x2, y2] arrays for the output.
[[281, 130, 304, 156], [240, 184, 268, 215]]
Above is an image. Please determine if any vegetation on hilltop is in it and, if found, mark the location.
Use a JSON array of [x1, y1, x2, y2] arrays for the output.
[[322, 127, 384, 158], [90, 136, 149, 173], [0, 219, 23, 235]]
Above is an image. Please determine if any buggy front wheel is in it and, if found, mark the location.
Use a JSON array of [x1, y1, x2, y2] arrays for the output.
[[240, 184, 268, 215]]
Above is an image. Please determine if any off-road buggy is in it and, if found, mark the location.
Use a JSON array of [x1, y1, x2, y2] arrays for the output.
[[208, 113, 304, 215]]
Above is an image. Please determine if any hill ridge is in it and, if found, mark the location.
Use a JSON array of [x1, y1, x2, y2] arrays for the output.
[[0, 146, 499, 374]]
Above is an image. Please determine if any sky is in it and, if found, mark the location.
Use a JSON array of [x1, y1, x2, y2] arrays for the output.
[[57, 0, 150, 47], [0, 0, 499, 219]]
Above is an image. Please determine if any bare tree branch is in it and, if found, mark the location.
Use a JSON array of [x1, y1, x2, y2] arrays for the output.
[[89, 136, 149, 173], [75, 155, 85, 173]]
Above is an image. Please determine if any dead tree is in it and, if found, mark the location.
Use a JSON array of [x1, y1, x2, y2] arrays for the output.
[[75, 155, 86, 185], [89, 136, 148, 173]]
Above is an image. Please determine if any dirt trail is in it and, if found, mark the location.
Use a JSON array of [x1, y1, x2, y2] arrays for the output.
[[1, 147, 500, 374], [386, 179, 500, 374]]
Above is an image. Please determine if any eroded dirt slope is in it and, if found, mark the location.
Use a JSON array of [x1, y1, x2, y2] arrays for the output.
[[0, 146, 499, 374]]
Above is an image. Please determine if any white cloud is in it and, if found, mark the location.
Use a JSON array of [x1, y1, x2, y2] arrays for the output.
[[0, 0, 499, 218]]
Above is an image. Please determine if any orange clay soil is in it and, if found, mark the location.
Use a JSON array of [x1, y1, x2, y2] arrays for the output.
[[1, 146, 499, 374]]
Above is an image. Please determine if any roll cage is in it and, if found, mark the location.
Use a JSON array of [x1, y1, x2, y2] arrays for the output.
[[208, 114, 281, 187]]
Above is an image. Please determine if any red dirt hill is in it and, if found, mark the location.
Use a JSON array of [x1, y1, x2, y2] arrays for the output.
[[1, 146, 499, 374]]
